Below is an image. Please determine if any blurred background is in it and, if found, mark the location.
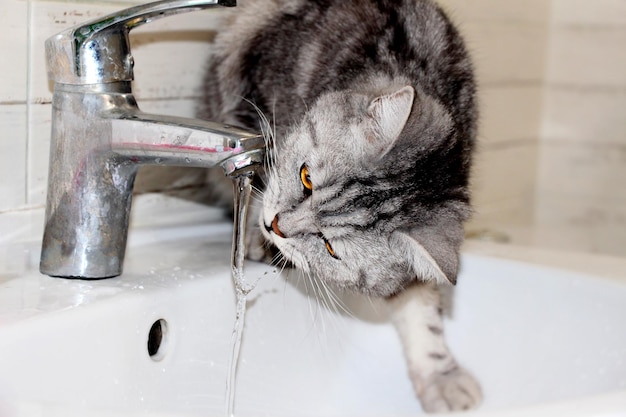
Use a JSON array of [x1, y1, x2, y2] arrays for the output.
[[1, 0, 624, 256]]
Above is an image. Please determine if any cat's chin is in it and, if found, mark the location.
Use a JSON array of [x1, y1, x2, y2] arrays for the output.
[[264, 236, 311, 274]]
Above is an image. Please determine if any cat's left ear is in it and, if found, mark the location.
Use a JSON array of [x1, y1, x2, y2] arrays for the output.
[[390, 221, 463, 286], [367, 85, 415, 156]]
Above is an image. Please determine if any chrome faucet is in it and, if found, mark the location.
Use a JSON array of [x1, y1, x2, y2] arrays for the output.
[[40, 0, 264, 279]]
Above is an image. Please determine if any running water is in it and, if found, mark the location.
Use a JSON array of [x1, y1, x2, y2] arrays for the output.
[[226, 173, 257, 417]]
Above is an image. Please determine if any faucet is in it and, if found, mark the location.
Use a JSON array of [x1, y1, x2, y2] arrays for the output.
[[40, 0, 264, 279]]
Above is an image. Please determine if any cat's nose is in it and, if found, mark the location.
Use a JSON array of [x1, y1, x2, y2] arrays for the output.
[[269, 214, 285, 238]]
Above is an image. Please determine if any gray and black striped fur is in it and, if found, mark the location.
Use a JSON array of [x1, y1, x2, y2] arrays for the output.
[[200, 1, 481, 411], [201, 0, 476, 297]]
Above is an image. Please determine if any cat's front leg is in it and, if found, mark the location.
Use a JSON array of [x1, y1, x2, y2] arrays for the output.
[[388, 282, 482, 413]]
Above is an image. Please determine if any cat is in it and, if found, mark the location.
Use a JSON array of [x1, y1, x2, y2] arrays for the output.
[[199, 0, 481, 412]]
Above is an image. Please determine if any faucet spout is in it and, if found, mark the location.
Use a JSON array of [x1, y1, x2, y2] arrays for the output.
[[109, 103, 265, 174], [40, 82, 263, 279]]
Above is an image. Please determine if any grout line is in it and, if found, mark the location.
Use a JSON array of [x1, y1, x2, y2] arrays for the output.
[[545, 83, 626, 94], [556, 22, 626, 32], [25, 0, 33, 207], [135, 95, 203, 102], [479, 79, 543, 89], [540, 138, 626, 150], [478, 137, 538, 151], [0, 100, 29, 106], [0, 204, 45, 216]]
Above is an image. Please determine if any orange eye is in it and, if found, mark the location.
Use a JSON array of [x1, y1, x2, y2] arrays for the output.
[[325, 239, 339, 259], [300, 164, 312, 195]]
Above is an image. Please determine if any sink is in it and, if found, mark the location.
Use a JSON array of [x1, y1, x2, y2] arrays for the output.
[[1, 197, 625, 416]]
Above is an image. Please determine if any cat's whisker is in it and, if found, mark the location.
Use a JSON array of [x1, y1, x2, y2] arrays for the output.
[[270, 99, 278, 167], [312, 273, 349, 346], [249, 196, 263, 206], [295, 269, 319, 331], [307, 271, 329, 336], [240, 96, 278, 177], [295, 269, 333, 348], [277, 257, 290, 277], [317, 279, 355, 345], [249, 188, 264, 204], [320, 279, 355, 320], [365, 293, 382, 315], [267, 245, 284, 265]]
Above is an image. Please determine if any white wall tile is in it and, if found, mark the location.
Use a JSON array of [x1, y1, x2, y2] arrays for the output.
[[545, 26, 626, 87], [535, 1, 626, 258], [131, 9, 228, 101], [536, 141, 626, 202], [471, 143, 539, 227], [28, 0, 226, 103], [463, 22, 549, 85], [551, 0, 626, 26], [0, 0, 28, 103], [541, 87, 626, 144], [0, 206, 44, 246], [438, 0, 550, 24], [478, 85, 544, 144], [534, 195, 626, 257], [468, 196, 535, 230], [27, 104, 52, 206], [0, 105, 27, 212]]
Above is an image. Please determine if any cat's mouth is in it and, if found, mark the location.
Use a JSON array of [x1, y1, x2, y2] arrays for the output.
[[261, 213, 311, 272]]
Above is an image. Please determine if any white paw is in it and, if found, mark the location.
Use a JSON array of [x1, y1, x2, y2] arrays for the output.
[[417, 367, 482, 413]]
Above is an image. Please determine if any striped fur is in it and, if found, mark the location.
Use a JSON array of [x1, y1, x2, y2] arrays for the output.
[[200, 1, 481, 411], [200, 0, 477, 296]]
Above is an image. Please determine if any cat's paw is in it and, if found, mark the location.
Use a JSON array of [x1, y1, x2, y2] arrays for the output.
[[417, 367, 482, 413]]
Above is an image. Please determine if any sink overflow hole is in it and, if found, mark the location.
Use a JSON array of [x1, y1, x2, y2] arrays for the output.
[[148, 319, 168, 360]]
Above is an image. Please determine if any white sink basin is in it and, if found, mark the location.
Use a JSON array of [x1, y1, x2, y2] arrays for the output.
[[1, 204, 625, 417]]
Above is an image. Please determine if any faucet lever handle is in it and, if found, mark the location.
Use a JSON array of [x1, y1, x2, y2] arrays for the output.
[[45, 0, 235, 85]]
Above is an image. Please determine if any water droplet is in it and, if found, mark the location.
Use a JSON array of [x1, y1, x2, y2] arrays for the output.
[[185, 157, 191, 164]]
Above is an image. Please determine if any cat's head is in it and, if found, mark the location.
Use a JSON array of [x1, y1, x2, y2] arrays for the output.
[[261, 85, 471, 297]]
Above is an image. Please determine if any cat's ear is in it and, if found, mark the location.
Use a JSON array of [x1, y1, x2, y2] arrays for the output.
[[390, 221, 463, 285], [367, 85, 415, 155]]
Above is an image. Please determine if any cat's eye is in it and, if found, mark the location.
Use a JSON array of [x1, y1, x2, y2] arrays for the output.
[[324, 239, 339, 259], [300, 163, 313, 196]]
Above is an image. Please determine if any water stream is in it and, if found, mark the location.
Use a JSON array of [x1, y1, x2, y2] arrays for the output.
[[226, 173, 257, 417]]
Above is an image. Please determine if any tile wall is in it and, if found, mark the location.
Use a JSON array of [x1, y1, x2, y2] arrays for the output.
[[438, 0, 550, 239], [0, 0, 624, 257], [535, 0, 626, 256], [0, 0, 226, 244]]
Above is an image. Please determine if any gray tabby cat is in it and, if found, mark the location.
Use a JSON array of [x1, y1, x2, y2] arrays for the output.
[[200, 0, 481, 412]]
